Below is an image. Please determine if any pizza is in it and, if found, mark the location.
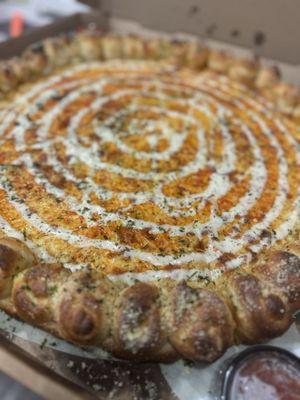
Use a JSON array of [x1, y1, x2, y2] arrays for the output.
[[0, 31, 299, 363]]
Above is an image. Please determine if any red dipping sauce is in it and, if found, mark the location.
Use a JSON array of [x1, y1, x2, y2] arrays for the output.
[[222, 347, 300, 400]]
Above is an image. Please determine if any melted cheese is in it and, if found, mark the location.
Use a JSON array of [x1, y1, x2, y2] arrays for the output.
[[0, 60, 299, 281]]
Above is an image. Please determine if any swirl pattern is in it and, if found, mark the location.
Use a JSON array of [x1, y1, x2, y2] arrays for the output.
[[0, 59, 299, 283]]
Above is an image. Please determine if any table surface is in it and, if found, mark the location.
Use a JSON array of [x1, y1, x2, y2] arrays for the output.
[[0, 371, 42, 400]]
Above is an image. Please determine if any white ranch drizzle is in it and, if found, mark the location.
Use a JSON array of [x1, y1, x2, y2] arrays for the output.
[[0, 214, 225, 282], [0, 60, 299, 277], [8, 81, 264, 238]]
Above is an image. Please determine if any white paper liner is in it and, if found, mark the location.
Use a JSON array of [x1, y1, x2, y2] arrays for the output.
[[0, 310, 299, 399], [161, 324, 300, 400]]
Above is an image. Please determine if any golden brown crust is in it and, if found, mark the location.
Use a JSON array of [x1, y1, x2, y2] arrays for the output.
[[207, 49, 232, 73], [12, 263, 66, 325], [21, 41, 50, 76], [144, 37, 171, 60], [183, 42, 208, 69], [0, 30, 298, 119], [255, 65, 281, 90], [0, 237, 298, 362], [223, 272, 292, 343], [121, 35, 145, 59], [56, 269, 114, 345], [273, 83, 300, 115], [167, 40, 208, 70], [101, 34, 122, 60], [0, 237, 36, 299], [228, 58, 259, 86], [73, 30, 102, 61], [254, 251, 300, 311], [113, 282, 163, 359], [0, 62, 19, 94], [293, 104, 300, 123], [169, 282, 234, 362]]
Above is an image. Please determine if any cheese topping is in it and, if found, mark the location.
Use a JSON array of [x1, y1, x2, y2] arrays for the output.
[[0, 60, 299, 281]]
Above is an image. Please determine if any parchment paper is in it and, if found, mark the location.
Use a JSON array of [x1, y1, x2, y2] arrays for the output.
[[0, 311, 299, 399]]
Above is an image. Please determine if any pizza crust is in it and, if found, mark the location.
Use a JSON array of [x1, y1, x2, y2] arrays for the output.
[[0, 30, 299, 363], [0, 30, 299, 115], [0, 236, 298, 362]]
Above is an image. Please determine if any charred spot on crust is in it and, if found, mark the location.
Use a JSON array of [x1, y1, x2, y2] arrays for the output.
[[25, 264, 63, 298], [228, 272, 292, 342], [30, 42, 46, 55], [255, 251, 300, 308], [114, 282, 161, 357], [71, 308, 95, 336], [265, 294, 287, 320], [170, 283, 234, 362], [56, 269, 111, 345], [14, 286, 50, 324], [194, 336, 216, 356], [59, 297, 99, 344]]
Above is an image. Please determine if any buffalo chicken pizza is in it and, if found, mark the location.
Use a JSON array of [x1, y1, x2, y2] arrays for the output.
[[0, 31, 299, 362]]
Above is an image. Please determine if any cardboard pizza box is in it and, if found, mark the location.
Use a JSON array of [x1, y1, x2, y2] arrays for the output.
[[0, 1, 299, 399]]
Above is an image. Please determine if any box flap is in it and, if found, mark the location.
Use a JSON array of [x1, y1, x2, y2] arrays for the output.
[[110, 0, 300, 65]]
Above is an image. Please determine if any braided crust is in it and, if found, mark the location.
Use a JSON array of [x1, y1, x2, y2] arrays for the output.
[[0, 31, 299, 119], [0, 32, 299, 363], [0, 236, 298, 363]]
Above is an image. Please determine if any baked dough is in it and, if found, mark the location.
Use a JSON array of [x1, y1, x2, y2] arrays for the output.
[[0, 31, 299, 363]]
